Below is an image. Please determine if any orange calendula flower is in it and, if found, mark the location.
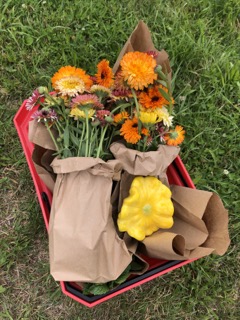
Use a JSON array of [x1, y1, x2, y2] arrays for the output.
[[95, 59, 114, 88], [120, 117, 147, 144], [141, 127, 149, 136], [51, 66, 92, 96], [139, 85, 169, 110], [114, 111, 129, 123], [164, 125, 185, 146], [120, 52, 157, 90]]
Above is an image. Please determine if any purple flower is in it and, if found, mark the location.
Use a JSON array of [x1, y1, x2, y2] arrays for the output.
[[31, 109, 58, 123], [26, 89, 42, 111]]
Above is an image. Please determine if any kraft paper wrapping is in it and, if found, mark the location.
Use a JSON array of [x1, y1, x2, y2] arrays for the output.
[[28, 119, 57, 151], [113, 20, 171, 79], [49, 157, 137, 283], [29, 120, 57, 192], [140, 186, 230, 260], [110, 142, 230, 260], [110, 142, 180, 211], [32, 145, 56, 192]]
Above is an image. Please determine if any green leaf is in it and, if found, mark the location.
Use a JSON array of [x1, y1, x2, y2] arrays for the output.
[[83, 283, 110, 295], [157, 80, 168, 87], [158, 87, 171, 102], [114, 265, 131, 284], [69, 133, 79, 147], [0, 285, 6, 294], [25, 35, 34, 46], [130, 261, 144, 272], [63, 126, 69, 148]]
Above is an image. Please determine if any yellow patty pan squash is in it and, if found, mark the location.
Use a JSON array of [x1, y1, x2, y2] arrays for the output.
[[117, 176, 174, 241]]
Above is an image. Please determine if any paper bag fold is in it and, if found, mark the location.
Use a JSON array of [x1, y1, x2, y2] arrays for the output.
[[28, 119, 57, 151], [32, 145, 56, 192], [110, 142, 179, 179], [139, 185, 230, 260]]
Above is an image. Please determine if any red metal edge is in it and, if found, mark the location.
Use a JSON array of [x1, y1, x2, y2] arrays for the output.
[[14, 100, 52, 231], [60, 258, 198, 308]]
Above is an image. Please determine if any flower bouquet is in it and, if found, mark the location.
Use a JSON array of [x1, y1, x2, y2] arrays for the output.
[[20, 21, 230, 297]]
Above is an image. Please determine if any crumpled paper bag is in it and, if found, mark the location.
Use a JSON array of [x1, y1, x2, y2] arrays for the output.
[[139, 185, 230, 260], [110, 142, 180, 211]]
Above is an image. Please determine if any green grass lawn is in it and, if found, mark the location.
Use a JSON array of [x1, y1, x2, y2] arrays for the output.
[[0, 0, 239, 319]]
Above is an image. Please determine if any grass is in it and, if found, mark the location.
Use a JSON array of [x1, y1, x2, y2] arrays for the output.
[[0, 0, 239, 318]]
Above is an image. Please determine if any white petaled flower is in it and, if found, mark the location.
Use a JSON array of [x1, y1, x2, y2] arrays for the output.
[[55, 77, 86, 97], [155, 107, 173, 127], [223, 169, 229, 175]]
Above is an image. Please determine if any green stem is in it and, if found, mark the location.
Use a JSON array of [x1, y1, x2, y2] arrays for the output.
[[110, 103, 131, 115], [106, 126, 114, 150], [131, 88, 141, 133], [85, 111, 89, 157], [131, 89, 140, 116], [143, 135, 148, 152], [77, 121, 85, 157], [96, 125, 108, 158], [45, 123, 60, 153], [88, 126, 95, 157], [55, 120, 64, 135]]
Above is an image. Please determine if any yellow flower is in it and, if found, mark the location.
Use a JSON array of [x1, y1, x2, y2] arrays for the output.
[[139, 111, 160, 125], [120, 52, 157, 90], [70, 108, 95, 119], [51, 66, 92, 97], [117, 176, 174, 241]]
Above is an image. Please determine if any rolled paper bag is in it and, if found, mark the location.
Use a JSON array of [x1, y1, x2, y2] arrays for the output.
[[110, 142, 179, 181], [139, 186, 230, 260], [49, 157, 137, 283]]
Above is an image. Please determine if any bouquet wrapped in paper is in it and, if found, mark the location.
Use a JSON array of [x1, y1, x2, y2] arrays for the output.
[[25, 20, 230, 294]]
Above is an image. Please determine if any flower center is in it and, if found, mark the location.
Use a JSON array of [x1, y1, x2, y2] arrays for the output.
[[151, 96, 159, 102], [170, 131, 179, 139], [56, 77, 85, 95], [143, 204, 152, 215]]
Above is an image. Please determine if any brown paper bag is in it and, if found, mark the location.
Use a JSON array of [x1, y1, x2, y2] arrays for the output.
[[113, 20, 171, 80], [139, 185, 230, 260], [110, 142, 180, 210], [32, 145, 56, 192], [28, 119, 57, 151], [28, 120, 57, 191], [49, 156, 137, 283]]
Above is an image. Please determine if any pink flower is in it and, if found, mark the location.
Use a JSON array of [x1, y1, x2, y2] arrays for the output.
[[146, 51, 158, 59], [71, 94, 103, 109], [26, 89, 42, 110], [95, 110, 112, 126], [31, 109, 58, 123]]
